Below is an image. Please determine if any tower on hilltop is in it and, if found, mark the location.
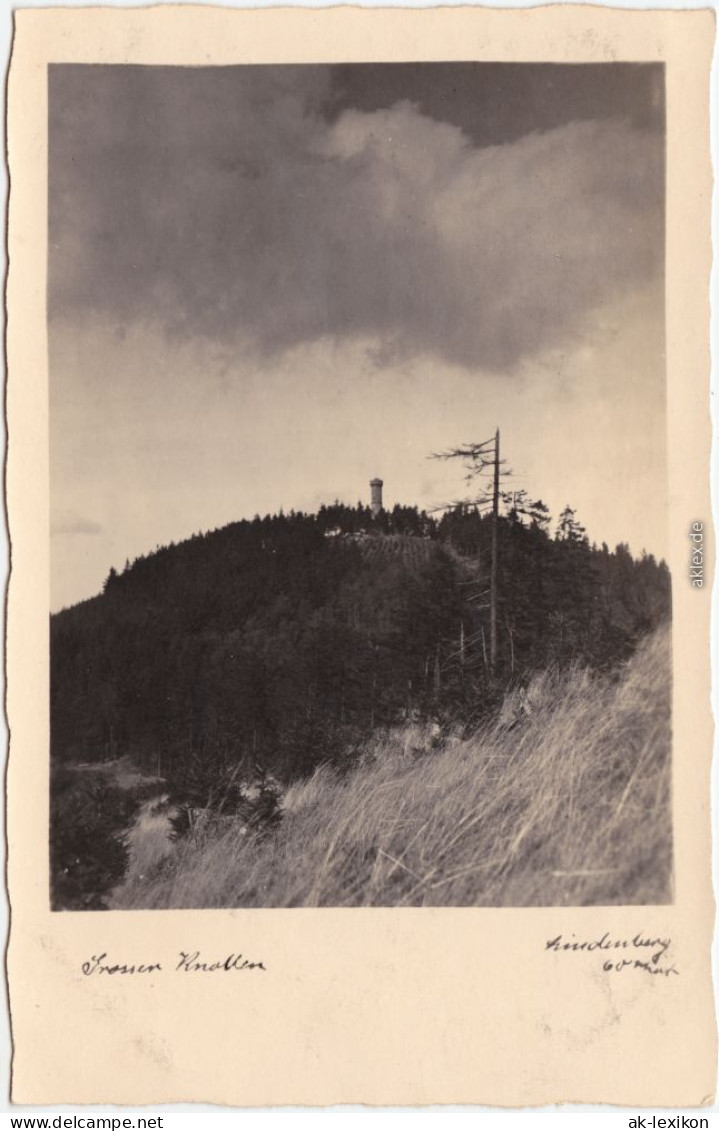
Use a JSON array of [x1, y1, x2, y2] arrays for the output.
[[370, 478, 384, 517]]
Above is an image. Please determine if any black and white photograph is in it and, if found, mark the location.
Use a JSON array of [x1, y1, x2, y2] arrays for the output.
[[48, 59, 672, 912]]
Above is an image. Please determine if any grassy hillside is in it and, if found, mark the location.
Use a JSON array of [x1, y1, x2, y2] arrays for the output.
[[112, 626, 672, 909]]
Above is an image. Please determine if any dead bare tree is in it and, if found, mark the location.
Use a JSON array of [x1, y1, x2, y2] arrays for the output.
[[430, 430, 508, 671]]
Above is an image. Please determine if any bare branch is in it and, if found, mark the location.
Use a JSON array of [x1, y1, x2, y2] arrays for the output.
[[428, 435, 497, 463]]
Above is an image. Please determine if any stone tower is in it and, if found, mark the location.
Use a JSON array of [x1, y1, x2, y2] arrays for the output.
[[370, 478, 384, 517]]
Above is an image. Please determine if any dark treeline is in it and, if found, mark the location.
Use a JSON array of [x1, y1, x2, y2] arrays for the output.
[[51, 499, 670, 788]]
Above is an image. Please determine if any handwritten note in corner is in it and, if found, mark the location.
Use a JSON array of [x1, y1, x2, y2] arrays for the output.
[[545, 932, 678, 977]]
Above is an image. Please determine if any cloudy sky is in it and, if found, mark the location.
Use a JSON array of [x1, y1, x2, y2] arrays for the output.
[[49, 63, 665, 611]]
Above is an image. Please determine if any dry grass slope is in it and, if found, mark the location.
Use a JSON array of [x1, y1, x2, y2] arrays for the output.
[[114, 627, 672, 909]]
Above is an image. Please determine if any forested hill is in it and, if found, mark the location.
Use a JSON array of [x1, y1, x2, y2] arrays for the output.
[[50, 501, 670, 783]]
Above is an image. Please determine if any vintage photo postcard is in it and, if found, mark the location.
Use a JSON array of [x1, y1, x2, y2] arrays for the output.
[[6, 4, 716, 1107]]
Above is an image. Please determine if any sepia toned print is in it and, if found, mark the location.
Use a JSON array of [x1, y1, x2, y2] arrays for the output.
[[48, 61, 671, 911]]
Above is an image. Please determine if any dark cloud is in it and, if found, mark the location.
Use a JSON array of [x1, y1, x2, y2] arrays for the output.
[[329, 62, 665, 145], [49, 64, 663, 372]]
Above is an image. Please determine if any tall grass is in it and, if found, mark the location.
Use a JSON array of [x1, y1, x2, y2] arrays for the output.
[[113, 628, 672, 909]]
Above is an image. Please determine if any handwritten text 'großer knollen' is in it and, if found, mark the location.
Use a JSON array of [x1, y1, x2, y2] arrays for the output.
[[81, 951, 266, 976]]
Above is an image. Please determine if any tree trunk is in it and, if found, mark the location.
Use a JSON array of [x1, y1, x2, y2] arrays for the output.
[[490, 428, 500, 671]]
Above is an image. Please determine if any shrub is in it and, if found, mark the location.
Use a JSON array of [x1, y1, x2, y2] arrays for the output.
[[50, 770, 139, 910]]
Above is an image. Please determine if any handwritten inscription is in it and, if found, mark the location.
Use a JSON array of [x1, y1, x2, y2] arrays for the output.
[[545, 932, 678, 977], [177, 950, 266, 973], [81, 951, 266, 976]]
